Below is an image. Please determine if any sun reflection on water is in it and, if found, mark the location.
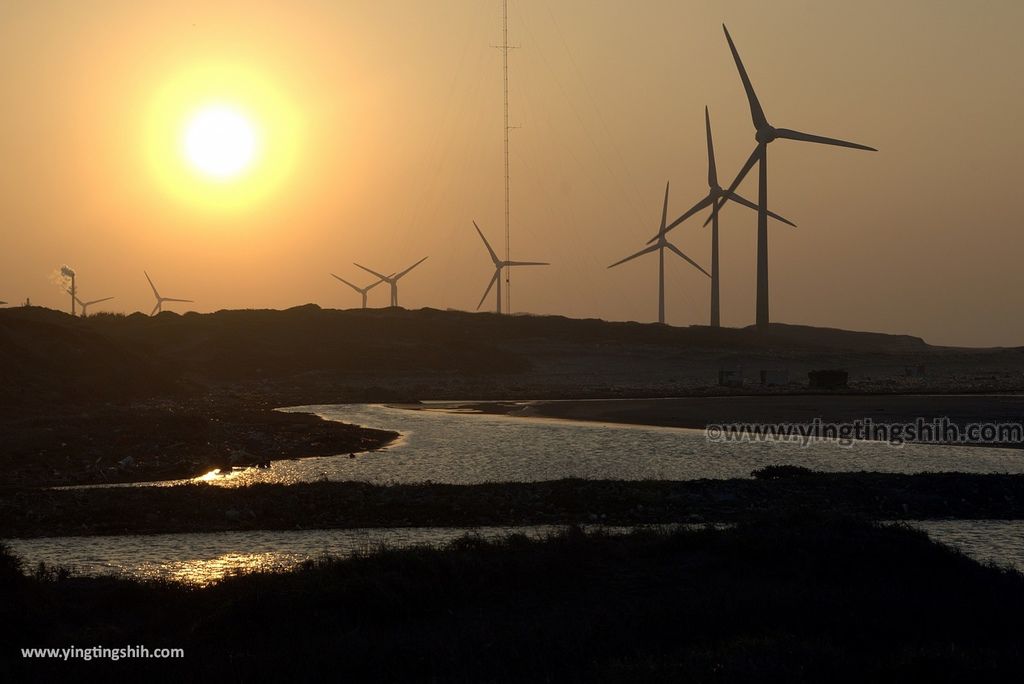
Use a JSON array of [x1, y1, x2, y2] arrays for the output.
[[189, 465, 282, 486], [140, 552, 306, 587], [5, 526, 631, 586]]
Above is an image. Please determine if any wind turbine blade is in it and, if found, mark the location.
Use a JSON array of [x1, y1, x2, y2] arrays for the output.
[[666, 242, 711, 278], [608, 243, 659, 269], [354, 263, 390, 281], [774, 128, 877, 151], [477, 270, 499, 310], [331, 274, 362, 293], [660, 181, 670, 233], [705, 106, 718, 188], [506, 261, 549, 267], [649, 193, 714, 243], [150, 303, 160, 316], [728, 191, 797, 227], [703, 146, 760, 227], [473, 221, 500, 265], [144, 271, 160, 299], [722, 25, 769, 131], [162, 298, 193, 303], [395, 256, 428, 280], [86, 297, 115, 306]]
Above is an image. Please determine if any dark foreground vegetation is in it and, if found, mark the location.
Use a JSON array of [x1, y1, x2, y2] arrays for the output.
[[5, 469, 1024, 538], [3, 516, 1024, 681]]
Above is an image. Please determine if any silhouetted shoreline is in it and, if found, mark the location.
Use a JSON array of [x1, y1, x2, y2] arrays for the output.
[[5, 469, 1024, 538]]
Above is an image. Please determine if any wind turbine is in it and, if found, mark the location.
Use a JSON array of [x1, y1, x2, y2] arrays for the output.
[[353, 257, 428, 308], [144, 271, 193, 315], [609, 182, 710, 325], [653, 107, 795, 327], [708, 24, 876, 329], [330, 273, 384, 309], [473, 221, 548, 314], [70, 292, 115, 317]]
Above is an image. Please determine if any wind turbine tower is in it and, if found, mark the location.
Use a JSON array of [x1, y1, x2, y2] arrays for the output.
[[473, 221, 548, 314], [654, 107, 794, 327], [709, 25, 876, 329], [72, 294, 115, 317], [610, 183, 710, 325], [145, 271, 194, 315], [330, 274, 384, 309], [354, 257, 428, 308]]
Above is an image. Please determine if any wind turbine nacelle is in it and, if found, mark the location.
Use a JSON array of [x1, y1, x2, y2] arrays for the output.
[[755, 125, 778, 144]]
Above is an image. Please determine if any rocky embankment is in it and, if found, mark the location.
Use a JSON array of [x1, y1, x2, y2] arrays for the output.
[[0, 401, 397, 488]]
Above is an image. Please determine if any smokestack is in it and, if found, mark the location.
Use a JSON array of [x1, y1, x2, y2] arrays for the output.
[[60, 265, 77, 316]]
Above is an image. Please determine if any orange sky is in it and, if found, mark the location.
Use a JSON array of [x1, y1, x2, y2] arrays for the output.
[[1, 0, 1022, 346]]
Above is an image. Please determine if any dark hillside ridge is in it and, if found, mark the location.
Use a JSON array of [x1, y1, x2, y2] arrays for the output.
[[0, 304, 951, 407], [743, 322, 928, 353], [0, 307, 177, 404]]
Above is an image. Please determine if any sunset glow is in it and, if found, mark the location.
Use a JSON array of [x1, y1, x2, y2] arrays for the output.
[[3, 0, 1023, 344]]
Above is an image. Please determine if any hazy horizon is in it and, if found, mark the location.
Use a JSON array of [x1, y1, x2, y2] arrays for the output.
[[2, 0, 1022, 347]]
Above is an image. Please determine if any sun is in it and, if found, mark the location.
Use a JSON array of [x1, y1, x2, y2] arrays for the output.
[[144, 61, 304, 213], [182, 104, 260, 181]]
